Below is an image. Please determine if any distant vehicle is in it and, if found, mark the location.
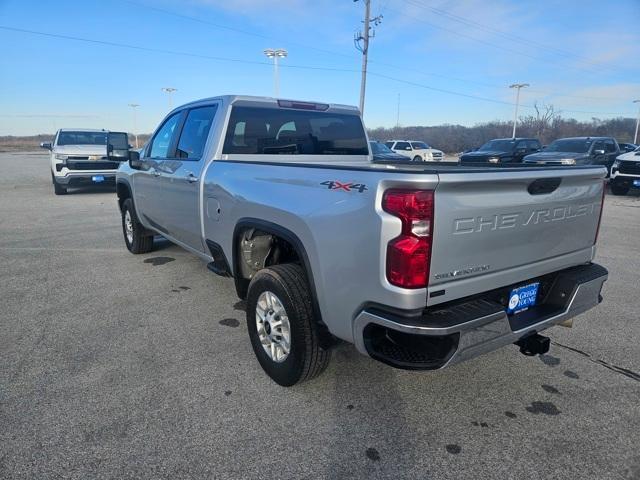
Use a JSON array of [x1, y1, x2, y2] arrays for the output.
[[459, 138, 541, 164], [115, 94, 608, 386], [40, 129, 129, 195], [385, 140, 444, 162], [618, 142, 638, 153], [610, 145, 640, 195], [369, 141, 410, 162], [523, 137, 620, 174]]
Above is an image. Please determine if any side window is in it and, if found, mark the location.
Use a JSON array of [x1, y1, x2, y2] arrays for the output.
[[592, 141, 604, 153], [529, 140, 541, 150], [176, 105, 218, 159], [515, 141, 527, 151], [384, 141, 394, 149], [395, 141, 411, 151], [149, 112, 182, 159], [604, 140, 616, 153]]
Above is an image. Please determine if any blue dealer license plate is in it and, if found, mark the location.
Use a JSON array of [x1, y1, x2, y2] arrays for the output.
[[92, 175, 105, 183], [633, 179, 640, 187], [507, 282, 539, 314]]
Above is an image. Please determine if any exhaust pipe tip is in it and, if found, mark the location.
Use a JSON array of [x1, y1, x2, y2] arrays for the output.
[[515, 333, 550, 356]]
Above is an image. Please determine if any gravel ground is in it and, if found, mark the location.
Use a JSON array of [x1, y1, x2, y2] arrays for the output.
[[1, 152, 639, 479]]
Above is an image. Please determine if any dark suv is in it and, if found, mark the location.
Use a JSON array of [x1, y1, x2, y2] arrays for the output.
[[524, 137, 620, 174], [459, 138, 541, 164]]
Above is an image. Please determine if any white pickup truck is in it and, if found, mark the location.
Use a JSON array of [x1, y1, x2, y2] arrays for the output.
[[113, 95, 608, 386]]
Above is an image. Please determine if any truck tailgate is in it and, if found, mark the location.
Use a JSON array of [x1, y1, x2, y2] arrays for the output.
[[428, 167, 605, 305]]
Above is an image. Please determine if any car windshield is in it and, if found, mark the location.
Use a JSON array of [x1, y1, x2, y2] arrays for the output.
[[478, 139, 516, 152], [411, 141, 429, 149], [57, 131, 106, 146], [370, 142, 394, 154], [546, 139, 592, 153]]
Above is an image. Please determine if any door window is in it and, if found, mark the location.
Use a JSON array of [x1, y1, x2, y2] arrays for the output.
[[604, 140, 616, 153], [149, 112, 182, 159], [176, 105, 218, 160], [394, 142, 411, 151]]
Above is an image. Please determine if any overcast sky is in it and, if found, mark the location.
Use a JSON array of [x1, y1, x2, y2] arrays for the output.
[[1, 0, 639, 135]]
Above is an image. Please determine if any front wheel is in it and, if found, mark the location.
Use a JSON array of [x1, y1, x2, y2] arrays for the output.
[[412, 155, 423, 162], [121, 198, 154, 254], [610, 184, 629, 196], [246, 264, 330, 386], [52, 173, 67, 195]]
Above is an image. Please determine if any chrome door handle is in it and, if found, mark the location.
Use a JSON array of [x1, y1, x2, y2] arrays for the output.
[[186, 172, 199, 183]]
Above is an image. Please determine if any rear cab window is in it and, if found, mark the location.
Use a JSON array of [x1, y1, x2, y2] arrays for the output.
[[222, 106, 368, 155]]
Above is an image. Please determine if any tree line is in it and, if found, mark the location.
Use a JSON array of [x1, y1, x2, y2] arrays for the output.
[[368, 104, 637, 153]]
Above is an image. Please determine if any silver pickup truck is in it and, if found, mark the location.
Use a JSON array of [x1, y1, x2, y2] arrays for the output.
[[113, 95, 608, 386]]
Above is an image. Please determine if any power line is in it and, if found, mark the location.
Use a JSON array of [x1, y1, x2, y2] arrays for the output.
[[402, 0, 613, 70], [389, 0, 603, 77], [119, 1, 630, 102], [0, 25, 634, 117], [120, 0, 358, 61]]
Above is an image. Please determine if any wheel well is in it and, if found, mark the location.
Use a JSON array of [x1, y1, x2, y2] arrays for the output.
[[116, 181, 131, 211], [234, 226, 300, 282], [232, 220, 337, 349]]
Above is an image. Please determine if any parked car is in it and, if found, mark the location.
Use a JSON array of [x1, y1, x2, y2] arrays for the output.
[[115, 95, 608, 386], [610, 145, 640, 195], [369, 141, 410, 162], [384, 140, 444, 162], [523, 137, 620, 175], [459, 138, 541, 164], [41, 129, 129, 195], [618, 142, 638, 153]]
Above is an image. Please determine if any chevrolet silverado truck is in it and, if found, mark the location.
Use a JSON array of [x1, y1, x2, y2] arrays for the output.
[[41, 129, 129, 195], [113, 95, 608, 386], [610, 145, 640, 195]]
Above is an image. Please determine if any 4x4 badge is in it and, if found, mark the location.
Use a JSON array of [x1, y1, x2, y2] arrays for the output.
[[320, 181, 368, 193]]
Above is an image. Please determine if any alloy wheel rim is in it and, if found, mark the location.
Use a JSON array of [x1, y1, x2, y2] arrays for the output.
[[256, 291, 291, 363], [124, 210, 134, 244]]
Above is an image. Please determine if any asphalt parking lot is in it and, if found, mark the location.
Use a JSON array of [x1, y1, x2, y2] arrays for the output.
[[1, 151, 639, 479]]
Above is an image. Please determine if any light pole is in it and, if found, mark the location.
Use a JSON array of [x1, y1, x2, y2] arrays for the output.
[[128, 103, 140, 148], [263, 49, 287, 97], [634, 99, 640, 145], [161, 87, 177, 110], [509, 83, 529, 138]]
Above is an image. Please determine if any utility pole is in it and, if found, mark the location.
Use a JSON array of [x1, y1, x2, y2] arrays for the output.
[[161, 87, 177, 110], [263, 49, 288, 97], [354, 0, 382, 115], [128, 103, 140, 148], [509, 83, 529, 138], [634, 99, 640, 144]]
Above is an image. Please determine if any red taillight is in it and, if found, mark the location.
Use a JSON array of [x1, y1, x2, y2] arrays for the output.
[[382, 189, 434, 289], [594, 179, 606, 244]]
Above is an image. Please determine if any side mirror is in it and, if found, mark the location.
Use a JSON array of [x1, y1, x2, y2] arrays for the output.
[[40, 142, 52, 150], [128, 150, 143, 169], [594, 149, 605, 155], [106, 131, 130, 161]]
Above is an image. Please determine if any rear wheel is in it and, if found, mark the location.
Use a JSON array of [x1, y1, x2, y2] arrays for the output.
[[121, 198, 154, 254], [246, 264, 330, 386], [52, 173, 67, 195], [610, 184, 629, 196]]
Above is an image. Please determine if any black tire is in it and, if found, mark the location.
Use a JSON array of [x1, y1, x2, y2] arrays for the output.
[[610, 184, 629, 196], [52, 174, 67, 195], [121, 198, 154, 254], [412, 155, 422, 162], [246, 264, 330, 386]]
